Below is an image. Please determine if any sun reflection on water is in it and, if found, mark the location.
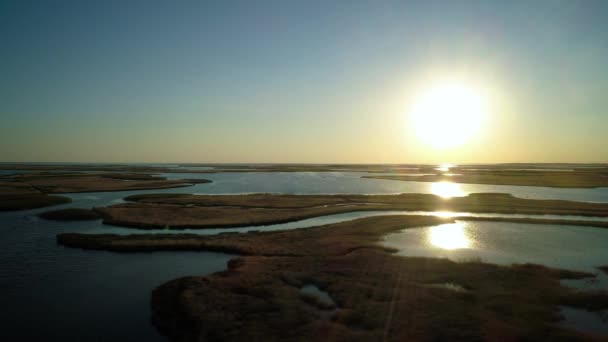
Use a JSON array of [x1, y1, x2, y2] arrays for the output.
[[435, 163, 454, 172], [430, 181, 466, 198], [428, 222, 471, 250], [433, 211, 458, 218]]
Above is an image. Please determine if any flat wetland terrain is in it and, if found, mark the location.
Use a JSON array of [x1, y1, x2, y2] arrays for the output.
[[81, 192, 608, 229], [3, 163, 608, 341]]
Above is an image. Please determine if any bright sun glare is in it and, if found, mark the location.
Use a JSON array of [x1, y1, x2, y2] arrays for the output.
[[411, 82, 487, 149], [428, 222, 471, 250], [430, 181, 466, 198]]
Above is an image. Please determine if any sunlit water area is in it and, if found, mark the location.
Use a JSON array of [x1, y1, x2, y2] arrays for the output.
[[382, 220, 608, 273], [381, 220, 608, 334]]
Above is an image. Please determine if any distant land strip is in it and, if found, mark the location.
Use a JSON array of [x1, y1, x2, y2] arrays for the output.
[[43, 192, 608, 229]]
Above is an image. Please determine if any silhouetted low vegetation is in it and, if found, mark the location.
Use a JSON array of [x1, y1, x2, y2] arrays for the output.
[[0, 179, 71, 211], [0, 194, 71, 211], [39, 208, 101, 221]]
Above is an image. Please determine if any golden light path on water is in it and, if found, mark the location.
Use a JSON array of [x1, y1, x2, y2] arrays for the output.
[[428, 222, 472, 250], [430, 181, 466, 198], [427, 169, 471, 250]]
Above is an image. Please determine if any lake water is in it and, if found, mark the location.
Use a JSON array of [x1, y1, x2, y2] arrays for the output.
[[0, 207, 234, 341], [2, 170, 608, 340]]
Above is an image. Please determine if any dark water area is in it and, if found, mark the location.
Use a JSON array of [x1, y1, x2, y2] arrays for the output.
[[0, 209, 233, 341], [0, 170, 30, 176]]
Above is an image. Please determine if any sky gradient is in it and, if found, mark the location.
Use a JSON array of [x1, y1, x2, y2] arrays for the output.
[[1, 0, 607, 163]]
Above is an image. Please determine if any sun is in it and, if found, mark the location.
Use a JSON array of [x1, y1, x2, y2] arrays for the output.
[[410, 82, 487, 149]]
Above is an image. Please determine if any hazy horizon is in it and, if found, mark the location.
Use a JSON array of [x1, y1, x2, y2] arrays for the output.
[[1, 161, 607, 166], [2, 0, 608, 164]]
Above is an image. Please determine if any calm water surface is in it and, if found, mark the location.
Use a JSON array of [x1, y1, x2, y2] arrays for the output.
[[381, 221, 608, 272], [0, 208, 233, 341]]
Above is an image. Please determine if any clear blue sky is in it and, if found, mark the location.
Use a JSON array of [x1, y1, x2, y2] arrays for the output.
[[1, 0, 607, 163]]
